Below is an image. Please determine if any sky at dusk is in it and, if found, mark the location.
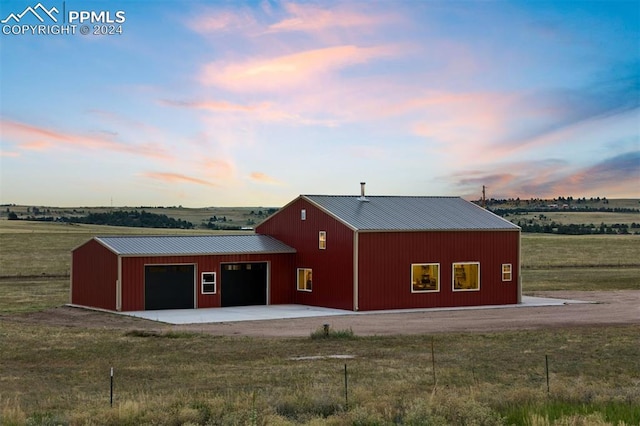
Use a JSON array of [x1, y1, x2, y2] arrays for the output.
[[1, 0, 638, 207]]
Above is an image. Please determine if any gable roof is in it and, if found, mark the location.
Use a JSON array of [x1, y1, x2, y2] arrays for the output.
[[302, 195, 519, 231], [93, 234, 296, 256]]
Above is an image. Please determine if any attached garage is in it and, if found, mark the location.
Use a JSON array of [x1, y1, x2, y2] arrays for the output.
[[144, 264, 195, 310], [221, 262, 267, 307], [71, 235, 296, 311]]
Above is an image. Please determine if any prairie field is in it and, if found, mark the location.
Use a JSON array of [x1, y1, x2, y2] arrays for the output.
[[0, 219, 639, 425]]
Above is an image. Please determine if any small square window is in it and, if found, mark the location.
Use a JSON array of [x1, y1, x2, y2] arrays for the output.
[[201, 272, 216, 294], [502, 264, 512, 281], [319, 231, 326, 249], [297, 268, 312, 292]]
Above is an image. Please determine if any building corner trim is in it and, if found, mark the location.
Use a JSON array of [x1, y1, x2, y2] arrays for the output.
[[353, 231, 359, 311], [116, 256, 122, 311]]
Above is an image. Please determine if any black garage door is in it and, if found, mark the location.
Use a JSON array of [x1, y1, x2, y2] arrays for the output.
[[145, 265, 195, 310], [221, 263, 267, 307]]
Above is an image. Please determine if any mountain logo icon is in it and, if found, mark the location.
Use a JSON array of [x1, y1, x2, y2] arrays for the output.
[[1, 3, 59, 24]]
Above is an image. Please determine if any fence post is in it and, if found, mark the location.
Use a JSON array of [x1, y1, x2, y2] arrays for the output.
[[344, 364, 348, 410], [110, 367, 114, 407], [431, 336, 436, 385], [545, 355, 550, 395]]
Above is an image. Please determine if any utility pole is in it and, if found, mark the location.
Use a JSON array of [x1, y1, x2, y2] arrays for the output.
[[481, 185, 486, 208]]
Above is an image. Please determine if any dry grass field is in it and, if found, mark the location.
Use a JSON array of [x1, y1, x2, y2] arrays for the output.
[[0, 215, 639, 425]]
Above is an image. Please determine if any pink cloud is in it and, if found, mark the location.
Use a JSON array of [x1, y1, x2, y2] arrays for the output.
[[249, 172, 281, 185], [268, 2, 391, 33], [187, 9, 257, 34], [162, 97, 339, 127], [160, 99, 261, 113], [407, 91, 516, 161], [200, 44, 399, 92], [143, 172, 218, 187], [1, 118, 169, 160], [201, 159, 237, 180], [451, 153, 640, 199]]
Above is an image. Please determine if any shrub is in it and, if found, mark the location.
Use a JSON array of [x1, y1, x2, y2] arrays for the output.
[[310, 325, 355, 340]]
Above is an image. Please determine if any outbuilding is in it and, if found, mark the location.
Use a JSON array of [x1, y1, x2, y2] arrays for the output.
[[71, 235, 296, 311], [71, 186, 520, 312]]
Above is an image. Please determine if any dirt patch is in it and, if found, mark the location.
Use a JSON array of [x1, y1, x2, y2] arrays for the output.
[[2, 291, 638, 337]]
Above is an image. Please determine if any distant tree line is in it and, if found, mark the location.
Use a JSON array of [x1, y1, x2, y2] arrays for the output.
[[71, 210, 194, 229], [202, 222, 243, 231], [516, 221, 639, 235], [490, 206, 639, 216], [7, 210, 195, 229], [482, 196, 618, 206]]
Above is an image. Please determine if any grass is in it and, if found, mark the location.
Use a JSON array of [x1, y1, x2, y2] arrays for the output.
[[0, 279, 68, 313], [520, 234, 640, 269], [0, 322, 638, 424], [522, 268, 640, 292]]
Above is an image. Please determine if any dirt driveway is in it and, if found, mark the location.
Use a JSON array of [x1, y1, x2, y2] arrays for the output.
[[3, 290, 638, 337]]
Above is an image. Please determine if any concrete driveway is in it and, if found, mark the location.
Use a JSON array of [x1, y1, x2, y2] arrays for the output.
[[119, 295, 590, 325]]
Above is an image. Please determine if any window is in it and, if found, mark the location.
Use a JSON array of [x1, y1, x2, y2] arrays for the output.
[[319, 231, 326, 249], [411, 263, 440, 292], [452, 262, 480, 291], [297, 268, 313, 292], [201, 272, 216, 294], [502, 264, 512, 281], [301, 209, 306, 220]]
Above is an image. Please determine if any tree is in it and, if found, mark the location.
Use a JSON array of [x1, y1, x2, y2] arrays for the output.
[[8, 211, 18, 220]]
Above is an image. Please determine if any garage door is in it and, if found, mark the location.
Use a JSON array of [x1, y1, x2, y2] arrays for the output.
[[144, 265, 195, 310], [221, 263, 267, 307]]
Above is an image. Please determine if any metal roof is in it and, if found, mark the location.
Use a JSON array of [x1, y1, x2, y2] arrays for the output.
[[95, 234, 296, 256], [302, 195, 519, 231]]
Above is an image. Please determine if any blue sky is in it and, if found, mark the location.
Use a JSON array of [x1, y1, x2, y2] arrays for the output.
[[1, 0, 638, 207]]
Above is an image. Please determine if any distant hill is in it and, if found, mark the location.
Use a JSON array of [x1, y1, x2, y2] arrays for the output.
[[2, 198, 638, 234], [473, 197, 640, 235], [0, 205, 279, 230]]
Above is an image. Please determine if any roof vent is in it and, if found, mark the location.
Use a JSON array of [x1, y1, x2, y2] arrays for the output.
[[357, 182, 369, 202]]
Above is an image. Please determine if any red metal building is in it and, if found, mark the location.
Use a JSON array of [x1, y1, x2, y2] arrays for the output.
[[71, 187, 520, 312], [71, 235, 296, 311], [255, 189, 521, 311]]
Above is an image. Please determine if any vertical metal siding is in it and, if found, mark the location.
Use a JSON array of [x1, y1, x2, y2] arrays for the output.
[[357, 230, 520, 310], [71, 239, 118, 310], [257, 198, 355, 310], [120, 253, 295, 311]]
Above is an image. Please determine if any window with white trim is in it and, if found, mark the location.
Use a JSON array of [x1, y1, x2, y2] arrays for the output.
[[301, 209, 306, 220], [453, 262, 480, 291], [502, 264, 512, 281], [297, 268, 313, 292], [319, 231, 326, 249], [201, 272, 216, 294], [411, 263, 440, 292]]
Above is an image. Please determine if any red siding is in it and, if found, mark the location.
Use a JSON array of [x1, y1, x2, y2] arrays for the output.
[[71, 239, 118, 310], [357, 230, 520, 310], [120, 253, 295, 311], [257, 198, 355, 310]]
